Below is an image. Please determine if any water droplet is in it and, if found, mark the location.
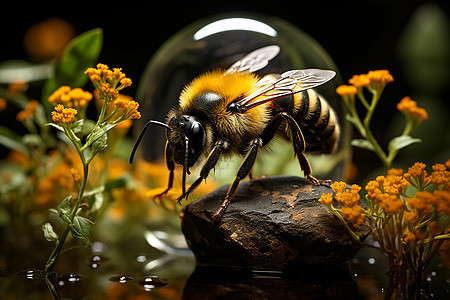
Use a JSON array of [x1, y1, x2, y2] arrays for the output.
[[426, 275, 432, 282], [137, 276, 167, 291], [16, 269, 43, 280], [379, 287, 385, 293], [368, 258, 376, 265], [89, 255, 108, 269], [136, 253, 147, 263], [56, 273, 82, 283], [109, 275, 134, 283], [352, 270, 360, 278], [431, 271, 437, 277], [91, 241, 107, 253]]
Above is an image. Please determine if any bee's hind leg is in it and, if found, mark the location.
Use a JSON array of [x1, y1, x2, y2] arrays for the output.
[[276, 113, 330, 186]]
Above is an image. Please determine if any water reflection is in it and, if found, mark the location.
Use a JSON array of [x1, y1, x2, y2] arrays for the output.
[[183, 266, 361, 299]]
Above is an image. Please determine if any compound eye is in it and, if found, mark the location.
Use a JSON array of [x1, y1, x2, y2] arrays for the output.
[[189, 122, 205, 156]]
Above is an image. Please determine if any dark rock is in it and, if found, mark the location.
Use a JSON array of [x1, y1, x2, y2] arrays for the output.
[[181, 176, 368, 272]]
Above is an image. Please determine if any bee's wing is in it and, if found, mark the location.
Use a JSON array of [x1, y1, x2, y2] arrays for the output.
[[233, 69, 336, 112], [224, 45, 280, 75]]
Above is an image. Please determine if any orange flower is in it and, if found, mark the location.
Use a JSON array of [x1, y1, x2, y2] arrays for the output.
[[348, 74, 371, 88], [366, 69, 394, 84], [403, 211, 417, 223], [51, 104, 77, 125], [48, 86, 92, 110], [397, 96, 428, 123], [318, 193, 333, 205], [341, 205, 365, 227], [408, 191, 432, 213], [408, 162, 427, 178], [336, 85, 357, 96], [16, 100, 39, 122], [430, 163, 450, 186]]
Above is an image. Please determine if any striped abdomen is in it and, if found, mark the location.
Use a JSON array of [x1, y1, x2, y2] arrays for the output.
[[271, 89, 340, 154]]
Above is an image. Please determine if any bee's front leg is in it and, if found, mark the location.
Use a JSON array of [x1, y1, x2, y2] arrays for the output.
[[176, 140, 228, 205]]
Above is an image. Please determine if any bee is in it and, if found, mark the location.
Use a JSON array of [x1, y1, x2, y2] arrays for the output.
[[130, 45, 339, 223]]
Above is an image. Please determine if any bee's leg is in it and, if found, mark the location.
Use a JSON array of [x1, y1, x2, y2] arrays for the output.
[[260, 112, 327, 185], [176, 140, 229, 205], [212, 138, 262, 223], [154, 142, 175, 198], [282, 114, 330, 185]]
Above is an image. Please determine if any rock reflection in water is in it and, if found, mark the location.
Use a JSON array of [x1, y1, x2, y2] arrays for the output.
[[183, 266, 361, 300]]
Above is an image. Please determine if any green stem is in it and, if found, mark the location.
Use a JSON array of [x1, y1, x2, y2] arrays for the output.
[[348, 91, 390, 170], [45, 148, 89, 273]]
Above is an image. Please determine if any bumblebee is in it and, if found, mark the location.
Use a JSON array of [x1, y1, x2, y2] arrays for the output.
[[130, 45, 340, 223]]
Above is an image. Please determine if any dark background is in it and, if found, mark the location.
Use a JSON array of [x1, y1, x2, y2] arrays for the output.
[[1, 0, 449, 182]]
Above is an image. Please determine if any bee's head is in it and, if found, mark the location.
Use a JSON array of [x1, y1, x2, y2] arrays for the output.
[[167, 115, 206, 170]]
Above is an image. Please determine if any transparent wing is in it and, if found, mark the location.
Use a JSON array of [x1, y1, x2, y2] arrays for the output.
[[224, 45, 280, 75], [232, 69, 336, 113]]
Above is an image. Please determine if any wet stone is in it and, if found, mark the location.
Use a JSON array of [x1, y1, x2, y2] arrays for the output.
[[182, 176, 369, 273]]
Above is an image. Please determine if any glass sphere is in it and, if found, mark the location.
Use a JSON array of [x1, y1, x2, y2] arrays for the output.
[[135, 13, 350, 183]]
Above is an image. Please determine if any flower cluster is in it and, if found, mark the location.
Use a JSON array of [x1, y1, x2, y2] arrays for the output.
[[319, 182, 365, 227], [85, 63, 132, 104], [337, 69, 394, 97], [319, 160, 450, 271], [48, 86, 93, 110], [51, 104, 78, 125], [86, 64, 141, 124], [397, 96, 429, 125]]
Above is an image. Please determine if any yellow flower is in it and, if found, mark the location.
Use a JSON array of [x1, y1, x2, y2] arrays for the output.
[[51, 104, 77, 125], [85, 63, 131, 92], [366, 69, 394, 84], [378, 194, 404, 214], [431, 190, 450, 215], [48, 86, 92, 110], [341, 205, 365, 227], [336, 85, 357, 96], [348, 74, 371, 88], [430, 163, 450, 186], [319, 193, 333, 205], [16, 100, 39, 122], [404, 230, 425, 244], [397, 96, 428, 123], [403, 211, 417, 223], [113, 95, 141, 120], [407, 162, 427, 178], [331, 181, 347, 194], [407, 191, 432, 213]]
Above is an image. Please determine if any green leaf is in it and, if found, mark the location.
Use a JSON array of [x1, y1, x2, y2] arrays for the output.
[[351, 139, 376, 152], [57, 195, 73, 225], [42, 223, 59, 243], [42, 29, 103, 111], [85, 123, 116, 153], [388, 135, 422, 154], [70, 216, 94, 245], [0, 126, 30, 155], [91, 128, 108, 155], [45, 122, 65, 133], [71, 119, 85, 134]]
